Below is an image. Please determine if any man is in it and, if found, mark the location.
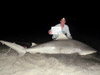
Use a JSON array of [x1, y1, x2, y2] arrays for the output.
[[48, 18, 72, 40]]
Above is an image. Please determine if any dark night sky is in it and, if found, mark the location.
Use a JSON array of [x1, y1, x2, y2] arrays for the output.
[[0, 2, 100, 46], [1, 11, 99, 39]]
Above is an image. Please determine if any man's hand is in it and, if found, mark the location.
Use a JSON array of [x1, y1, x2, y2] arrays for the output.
[[68, 36, 72, 39], [48, 30, 52, 35]]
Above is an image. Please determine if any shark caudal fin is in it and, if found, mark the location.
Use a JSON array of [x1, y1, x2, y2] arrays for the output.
[[56, 32, 68, 40], [0, 40, 26, 56]]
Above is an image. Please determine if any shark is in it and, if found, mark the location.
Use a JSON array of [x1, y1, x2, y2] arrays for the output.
[[0, 32, 97, 56]]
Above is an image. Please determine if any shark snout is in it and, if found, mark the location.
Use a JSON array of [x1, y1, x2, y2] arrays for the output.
[[78, 50, 97, 55]]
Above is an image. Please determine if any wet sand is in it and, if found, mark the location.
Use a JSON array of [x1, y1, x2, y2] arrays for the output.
[[0, 45, 100, 75]]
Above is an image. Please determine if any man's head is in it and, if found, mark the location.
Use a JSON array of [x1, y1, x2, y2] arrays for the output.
[[60, 18, 66, 25]]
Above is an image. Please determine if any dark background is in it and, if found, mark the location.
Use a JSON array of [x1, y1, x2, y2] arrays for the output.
[[0, 2, 100, 51]]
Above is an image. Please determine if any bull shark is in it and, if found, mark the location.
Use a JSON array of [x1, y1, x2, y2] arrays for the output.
[[0, 32, 97, 56]]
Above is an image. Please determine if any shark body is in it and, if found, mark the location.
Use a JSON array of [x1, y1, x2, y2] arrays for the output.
[[0, 32, 97, 56]]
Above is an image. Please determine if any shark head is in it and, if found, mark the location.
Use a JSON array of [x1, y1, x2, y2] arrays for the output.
[[78, 49, 97, 55]]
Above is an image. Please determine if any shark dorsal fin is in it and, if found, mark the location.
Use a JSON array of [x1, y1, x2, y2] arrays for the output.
[[56, 32, 68, 40], [31, 42, 37, 47]]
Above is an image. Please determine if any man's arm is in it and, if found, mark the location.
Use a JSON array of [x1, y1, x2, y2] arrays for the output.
[[65, 25, 72, 39], [48, 30, 52, 35], [48, 24, 60, 35]]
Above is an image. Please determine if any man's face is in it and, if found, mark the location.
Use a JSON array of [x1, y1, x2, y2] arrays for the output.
[[60, 18, 66, 25]]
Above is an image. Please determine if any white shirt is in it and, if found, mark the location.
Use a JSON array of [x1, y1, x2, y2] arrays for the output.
[[50, 24, 72, 39]]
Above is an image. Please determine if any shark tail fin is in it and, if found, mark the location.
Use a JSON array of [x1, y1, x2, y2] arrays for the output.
[[0, 40, 26, 56], [56, 32, 68, 40]]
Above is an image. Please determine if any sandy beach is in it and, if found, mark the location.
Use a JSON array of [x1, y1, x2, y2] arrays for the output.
[[0, 44, 100, 75]]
